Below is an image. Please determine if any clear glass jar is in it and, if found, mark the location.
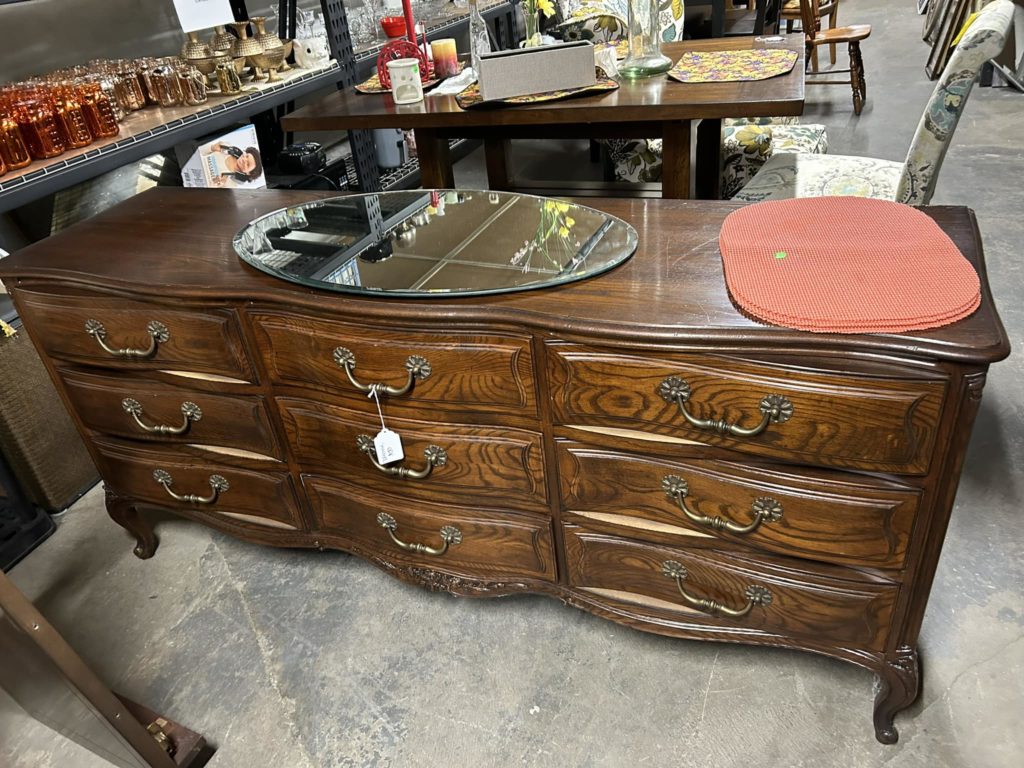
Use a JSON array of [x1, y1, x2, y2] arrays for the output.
[[620, 0, 672, 79]]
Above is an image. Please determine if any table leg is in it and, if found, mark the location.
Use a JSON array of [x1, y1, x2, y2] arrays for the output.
[[712, 0, 725, 37], [695, 117, 723, 200], [415, 129, 455, 188], [661, 121, 692, 200], [484, 138, 511, 190]]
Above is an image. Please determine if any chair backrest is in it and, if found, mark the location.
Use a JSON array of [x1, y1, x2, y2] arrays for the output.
[[798, 0, 823, 39], [897, 0, 1014, 204]]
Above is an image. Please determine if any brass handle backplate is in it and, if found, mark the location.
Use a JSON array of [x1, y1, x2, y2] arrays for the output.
[[661, 560, 772, 618], [85, 319, 169, 359], [122, 398, 202, 435], [661, 475, 782, 535], [356, 434, 447, 480], [152, 469, 228, 505], [657, 376, 793, 437], [376, 511, 462, 556], [333, 347, 431, 397]]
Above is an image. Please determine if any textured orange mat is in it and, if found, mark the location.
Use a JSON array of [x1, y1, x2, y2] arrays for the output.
[[718, 197, 981, 334]]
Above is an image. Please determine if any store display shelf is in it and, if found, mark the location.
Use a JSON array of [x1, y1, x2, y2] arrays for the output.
[[0, 62, 343, 215]]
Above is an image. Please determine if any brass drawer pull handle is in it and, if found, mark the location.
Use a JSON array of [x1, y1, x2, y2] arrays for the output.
[[84, 319, 169, 359], [661, 475, 783, 535], [356, 434, 447, 480], [152, 469, 229, 505], [376, 512, 462, 556], [661, 560, 773, 618], [122, 398, 202, 435], [333, 347, 431, 397], [658, 376, 793, 437]]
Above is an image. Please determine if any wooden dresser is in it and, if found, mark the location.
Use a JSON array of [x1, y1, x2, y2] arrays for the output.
[[0, 189, 1008, 744]]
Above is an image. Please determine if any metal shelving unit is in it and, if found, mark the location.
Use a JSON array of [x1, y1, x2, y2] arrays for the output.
[[0, 63, 343, 216], [320, 0, 517, 192]]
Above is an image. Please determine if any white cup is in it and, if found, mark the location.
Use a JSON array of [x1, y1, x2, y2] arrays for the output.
[[386, 58, 425, 105]]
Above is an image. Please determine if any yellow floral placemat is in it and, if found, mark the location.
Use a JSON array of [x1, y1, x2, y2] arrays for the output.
[[668, 49, 800, 83], [455, 68, 619, 109]]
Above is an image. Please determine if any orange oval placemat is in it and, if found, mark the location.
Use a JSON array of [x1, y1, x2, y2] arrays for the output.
[[718, 197, 981, 334]]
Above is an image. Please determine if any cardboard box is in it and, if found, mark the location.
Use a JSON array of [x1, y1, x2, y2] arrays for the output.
[[477, 41, 596, 102]]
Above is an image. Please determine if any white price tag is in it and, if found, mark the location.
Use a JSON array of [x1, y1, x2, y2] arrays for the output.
[[171, 0, 235, 34], [374, 428, 404, 465]]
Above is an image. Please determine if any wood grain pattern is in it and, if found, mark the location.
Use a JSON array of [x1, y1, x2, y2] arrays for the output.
[[564, 522, 898, 651], [59, 368, 281, 459], [249, 310, 537, 415], [277, 397, 549, 509], [0, 191, 1008, 367], [13, 288, 253, 381], [92, 438, 301, 528], [0, 188, 1010, 745], [305, 476, 556, 581], [548, 346, 946, 474], [557, 442, 920, 569]]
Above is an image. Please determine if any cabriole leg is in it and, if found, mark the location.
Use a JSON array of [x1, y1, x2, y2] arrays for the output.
[[873, 646, 920, 744], [105, 488, 158, 559]]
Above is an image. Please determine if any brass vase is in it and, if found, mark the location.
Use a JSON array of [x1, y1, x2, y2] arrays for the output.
[[251, 17, 283, 51], [210, 25, 235, 53], [230, 22, 263, 58], [181, 31, 212, 60]]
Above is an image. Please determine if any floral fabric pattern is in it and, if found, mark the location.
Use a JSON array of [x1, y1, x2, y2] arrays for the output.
[[668, 49, 800, 83], [557, 0, 685, 43], [609, 122, 828, 194], [733, 0, 1014, 205], [897, 0, 1013, 204], [731, 153, 903, 202]]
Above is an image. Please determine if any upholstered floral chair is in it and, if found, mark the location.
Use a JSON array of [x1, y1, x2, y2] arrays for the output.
[[558, 0, 687, 43], [732, 0, 1014, 204]]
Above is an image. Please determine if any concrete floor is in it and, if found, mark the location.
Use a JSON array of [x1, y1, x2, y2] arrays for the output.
[[4, 1, 1023, 766]]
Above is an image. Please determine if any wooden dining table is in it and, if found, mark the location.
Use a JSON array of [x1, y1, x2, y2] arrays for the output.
[[282, 35, 806, 199]]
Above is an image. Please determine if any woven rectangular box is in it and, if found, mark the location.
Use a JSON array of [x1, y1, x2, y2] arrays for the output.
[[478, 41, 596, 102]]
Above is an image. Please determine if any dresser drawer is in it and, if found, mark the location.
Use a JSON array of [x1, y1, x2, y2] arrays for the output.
[[557, 442, 920, 569], [249, 311, 537, 414], [60, 370, 281, 459], [548, 346, 945, 474], [305, 477, 556, 582], [564, 522, 898, 651], [14, 289, 253, 380], [278, 397, 548, 509], [93, 440, 301, 530]]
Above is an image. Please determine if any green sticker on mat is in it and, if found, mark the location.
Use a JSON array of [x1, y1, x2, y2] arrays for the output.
[[774, 251, 787, 260]]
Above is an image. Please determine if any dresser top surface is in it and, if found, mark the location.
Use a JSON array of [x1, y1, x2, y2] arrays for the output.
[[0, 188, 1009, 364]]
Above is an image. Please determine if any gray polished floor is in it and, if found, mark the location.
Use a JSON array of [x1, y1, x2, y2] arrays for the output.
[[3, 1, 1023, 766]]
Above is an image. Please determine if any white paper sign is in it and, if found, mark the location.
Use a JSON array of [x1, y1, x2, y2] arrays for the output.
[[172, 0, 235, 34]]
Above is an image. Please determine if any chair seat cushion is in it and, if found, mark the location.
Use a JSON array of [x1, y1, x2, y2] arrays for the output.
[[732, 152, 904, 202], [721, 123, 829, 198]]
